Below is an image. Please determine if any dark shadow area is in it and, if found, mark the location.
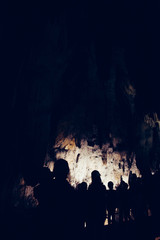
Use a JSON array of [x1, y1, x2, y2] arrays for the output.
[[1, 1, 160, 240], [2, 164, 160, 240]]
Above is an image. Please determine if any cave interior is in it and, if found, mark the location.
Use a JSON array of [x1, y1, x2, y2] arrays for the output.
[[1, 0, 160, 213]]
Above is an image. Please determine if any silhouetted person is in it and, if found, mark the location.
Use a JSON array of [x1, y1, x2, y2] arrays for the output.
[[106, 181, 116, 225], [86, 170, 106, 240], [51, 159, 77, 239], [34, 159, 76, 240], [117, 180, 130, 223], [76, 182, 88, 237], [129, 176, 149, 239], [129, 175, 147, 223], [134, 178, 146, 221]]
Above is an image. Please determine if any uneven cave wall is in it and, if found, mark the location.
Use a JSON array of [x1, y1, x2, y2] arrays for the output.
[[135, 113, 160, 174], [2, 1, 160, 210], [45, 132, 141, 189], [1, 7, 73, 213], [44, 46, 138, 189]]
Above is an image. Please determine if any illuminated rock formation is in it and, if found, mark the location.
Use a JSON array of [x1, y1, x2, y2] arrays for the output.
[[45, 132, 141, 188]]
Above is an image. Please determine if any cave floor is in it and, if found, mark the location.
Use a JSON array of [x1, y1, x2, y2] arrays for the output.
[[1, 210, 158, 240]]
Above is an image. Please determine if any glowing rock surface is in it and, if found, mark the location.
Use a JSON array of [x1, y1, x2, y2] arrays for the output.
[[46, 134, 141, 189]]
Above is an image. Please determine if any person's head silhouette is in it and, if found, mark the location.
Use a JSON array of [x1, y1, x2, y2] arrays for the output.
[[53, 159, 69, 180], [81, 182, 87, 191], [108, 181, 114, 190], [77, 182, 87, 192], [91, 170, 101, 184]]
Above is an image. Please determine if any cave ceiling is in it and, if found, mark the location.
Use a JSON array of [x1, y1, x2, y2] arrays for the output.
[[1, 0, 160, 184]]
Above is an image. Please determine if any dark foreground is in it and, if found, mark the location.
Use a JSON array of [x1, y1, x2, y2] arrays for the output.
[[1, 209, 159, 240]]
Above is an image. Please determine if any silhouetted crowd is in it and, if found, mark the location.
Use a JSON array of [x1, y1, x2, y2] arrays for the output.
[[31, 159, 160, 240]]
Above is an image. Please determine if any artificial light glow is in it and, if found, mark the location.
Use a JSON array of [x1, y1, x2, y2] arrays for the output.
[[45, 134, 141, 188]]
